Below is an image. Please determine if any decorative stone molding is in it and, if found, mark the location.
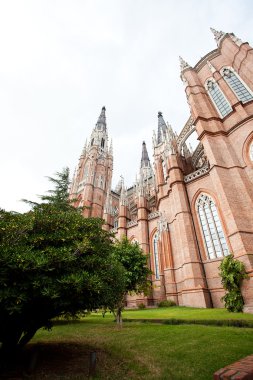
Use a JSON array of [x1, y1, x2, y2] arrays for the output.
[[177, 116, 195, 152], [184, 162, 210, 183], [127, 220, 138, 228], [148, 211, 160, 220]]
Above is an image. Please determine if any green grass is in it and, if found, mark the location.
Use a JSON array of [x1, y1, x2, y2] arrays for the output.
[[122, 306, 253, 320], [26, 308, 253, 380]]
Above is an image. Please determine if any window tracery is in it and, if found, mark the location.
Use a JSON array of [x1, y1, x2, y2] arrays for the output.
[[221, 68, 253, 104], [206, 79, 232, 118], [196, 193, 229, 260]]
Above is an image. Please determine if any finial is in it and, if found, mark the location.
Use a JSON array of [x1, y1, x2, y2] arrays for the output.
[[210, 27, 226, 46], [179, 56, 191, 72]]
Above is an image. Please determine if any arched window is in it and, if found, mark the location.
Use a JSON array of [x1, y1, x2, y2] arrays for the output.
[[91, 138, 94, 146], [250, 142, 253, 162], [221, 68, 253, 104], [101, 138, 105, 149], [114, 219, 118, 229], [206, 79, 232, 118], [153, 233, 160, 279], [197, 193, 229, 260]]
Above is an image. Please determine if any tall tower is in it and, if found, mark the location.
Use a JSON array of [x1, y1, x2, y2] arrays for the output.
[[70, 107, 113, 218]]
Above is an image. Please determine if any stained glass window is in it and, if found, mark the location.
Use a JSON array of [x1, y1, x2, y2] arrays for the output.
[[222, 68, 253, 104], [153, 233, 160, 279], [197, 194, 229, 259], [206, 79, 232, 118]]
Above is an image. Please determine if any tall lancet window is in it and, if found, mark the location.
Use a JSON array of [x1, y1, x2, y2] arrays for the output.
[[206, 79, 232, 118], [197, 194, 229, 260], [153, 233, 160, 280], [221, 68, 253, 104]]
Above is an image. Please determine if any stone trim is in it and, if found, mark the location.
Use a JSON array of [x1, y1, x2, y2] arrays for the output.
[[148, 211, 161, 220], [127, 220, 138, 227]]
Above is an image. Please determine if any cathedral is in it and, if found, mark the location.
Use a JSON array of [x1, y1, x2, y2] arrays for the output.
[[70, 28, 253, 311]]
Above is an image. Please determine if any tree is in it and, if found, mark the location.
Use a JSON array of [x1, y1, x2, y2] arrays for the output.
[[0, 169, 125, 359], [112, 237, 151, 326], [219, 254, 248, 312]]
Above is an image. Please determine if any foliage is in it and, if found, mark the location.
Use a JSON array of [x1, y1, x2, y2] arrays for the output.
[[157, 299, 176, 308], [137, 303, 146, 309], [111, 237, 151, 325], [0, 169, 125, 357], [219, 254, 248, 312]]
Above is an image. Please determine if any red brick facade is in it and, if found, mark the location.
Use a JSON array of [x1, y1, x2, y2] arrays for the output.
[[70, 30, 253, 311]]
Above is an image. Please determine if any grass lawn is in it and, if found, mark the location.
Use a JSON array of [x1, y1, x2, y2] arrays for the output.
[[122, 306, 253, 321], [14, 308, 253, 380]]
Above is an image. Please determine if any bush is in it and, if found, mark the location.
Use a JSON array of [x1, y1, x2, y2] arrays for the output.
[[137, 303, 146, 309], [157, 300, 176, 308], [219, 254, 248, 312]]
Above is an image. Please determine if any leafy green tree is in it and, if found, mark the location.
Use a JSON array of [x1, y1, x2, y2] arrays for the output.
[[0, 169, 124, 359], [112, 237, 151, 326], [219, 254, 248, 312]]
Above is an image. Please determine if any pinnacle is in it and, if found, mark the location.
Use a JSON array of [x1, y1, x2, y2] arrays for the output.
[[210, 27, 226, 45], [179, 56, 191, 72]]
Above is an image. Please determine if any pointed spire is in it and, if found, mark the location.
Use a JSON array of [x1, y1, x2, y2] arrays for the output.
[[179, 56, 191, 72], [157, 111, 167, 144], [210, 27, 226, 46], [95, 106, 106, 131], [141, 141, 150, 168]]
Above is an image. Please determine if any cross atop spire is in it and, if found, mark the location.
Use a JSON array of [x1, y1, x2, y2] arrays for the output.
[[210, 27, 226, 46], [157, 111, 167, 144], [95, 106, 106, 131], [179, 56, 191, 72]]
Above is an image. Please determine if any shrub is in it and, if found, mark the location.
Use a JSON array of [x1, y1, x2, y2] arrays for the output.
[[137, 303, 146, 309], [219, 254, 248, 312], [157, 300, 176, 308]]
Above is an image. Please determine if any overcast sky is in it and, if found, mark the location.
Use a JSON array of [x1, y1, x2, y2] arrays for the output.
[[0, 0, 252, 212]]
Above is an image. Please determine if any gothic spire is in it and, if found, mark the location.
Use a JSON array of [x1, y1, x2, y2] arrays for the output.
[[141, 141, 150, 168], [95, 106, 107, 131], [157, 111, 167, 144], [210, 27, 226, 46]]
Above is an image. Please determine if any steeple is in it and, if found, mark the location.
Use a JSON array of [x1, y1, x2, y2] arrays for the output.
[[157, 111, 167, 144], [210, 27, 226, 46], [95, 106, 106, 131]]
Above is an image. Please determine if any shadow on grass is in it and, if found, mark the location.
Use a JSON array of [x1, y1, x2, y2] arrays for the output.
[[1, 342, 101, 379]]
